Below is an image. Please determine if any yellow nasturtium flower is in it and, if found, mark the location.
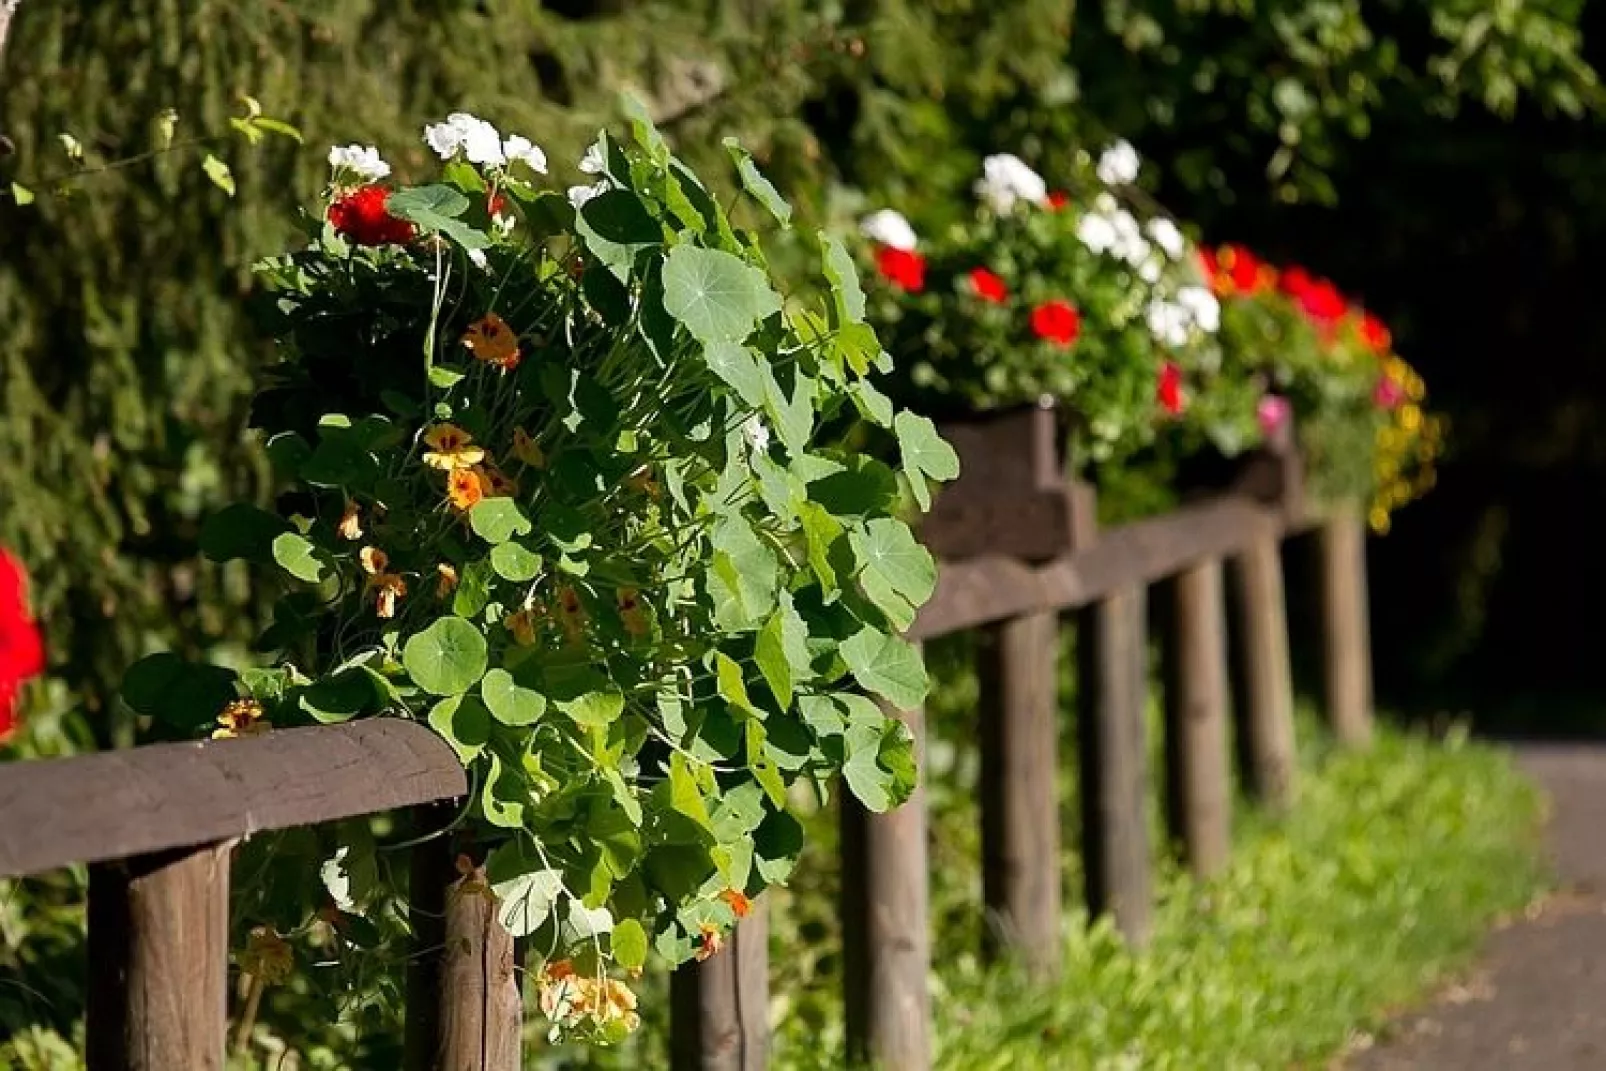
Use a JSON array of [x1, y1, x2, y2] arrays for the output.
[[213, 698, 269, 740], [422, 424, 486, 471]]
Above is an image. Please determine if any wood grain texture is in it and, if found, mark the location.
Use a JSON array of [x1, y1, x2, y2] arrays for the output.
[[439, 863, 522, 1071], [1229, 534, 1298, 812], [978, 611, 1063, 976], [0, 720, 466, 879], [1318, 506, 1374, 748], [1077, 586, 1153, 946], [911, 495, 1287, 641], [85, 844, 230, 1071], [670, 899, 770, 1071], [842, 692, 931, 1070], [1160, 560, 1232, 878]]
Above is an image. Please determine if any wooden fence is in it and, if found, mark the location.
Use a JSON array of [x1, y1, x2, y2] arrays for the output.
[[0, 406, 1374, 1070]]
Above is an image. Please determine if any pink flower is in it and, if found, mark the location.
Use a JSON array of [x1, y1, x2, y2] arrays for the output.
[[1257, 394, 1291, 437], [1374, 377, 1405, 409]]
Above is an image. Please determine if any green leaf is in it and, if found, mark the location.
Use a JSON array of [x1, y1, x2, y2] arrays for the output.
[[201, 153, 235, 197], [703, 342, 768, 408], [403, 617, 489, 696], [839, 629, 928, 710], [489, 542, 542, 582], [754, 613, 794, 713], [894, 411, 961, 511], [762, 365, 814, 456], [661, 246, 782, 345], [387, 184, 489, 250], [798, 502, 845, 594], [668, 753, 713, 832], [427, 694, 492, 764], [723, 137, 793, 227], [611, 918, 649, 971], [469, 499, 533, 545], [810, 456, 900, 517], [120, 654, 237, 731], [707, 516, 779, 632], [427, 364, 466, 390], [843, 718, 917, 813], [753, 809, 804, 884], [299, 669, 379, 724], [481, 668, 547, 726], [10, 183, 34, 206], [199, 504, 290, 563], [482, 748, 531, 828], [851, 519, 937, 632], [453, 559, 494, 618], [849, 380, 895, 428], [575, 189, 662, 281], [715, 651, 761, 719], [557, 690, 625, 729], [746, 722, 788, 808], [820, 232, 867, 324], [488, 851, 564, 939], [271, 532, 326, 583]]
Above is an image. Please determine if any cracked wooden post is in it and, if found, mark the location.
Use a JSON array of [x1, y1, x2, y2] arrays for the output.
[[670, 898, 769, 1070], [1160, 558, 1232, 878], [1318, 503, 1374, 748], [85, 844, 231, 1071], [1230, 532, 1298, 812], [842, 681, 930, 1070]]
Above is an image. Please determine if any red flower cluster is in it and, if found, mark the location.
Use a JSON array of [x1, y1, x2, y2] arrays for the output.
[[969, 267, 1008, 304], [0, 550, 44, 742], [1201, 244, 1275, 296], [1280, 267, 1346, 326], [1359, 312, 1391, 355], [1047, 191, 1070, 210], [1030, 300, 1081, 347], [1157, 361, 1185, 415], [875, 247, 926, 292], [328, 186, 416, 247]]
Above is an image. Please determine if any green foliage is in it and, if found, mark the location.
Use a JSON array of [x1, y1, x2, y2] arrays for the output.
[[115, 106, 951, 1043]]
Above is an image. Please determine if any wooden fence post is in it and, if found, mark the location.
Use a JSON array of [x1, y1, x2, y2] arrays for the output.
[[1160, 559, 1232, 878], [1229, 532, 1298, 811], [842, 687, 930, 1070], [978, 610, 1062, 976], [1318, 505, 1374, 748], [85, 844, 231, 1071], [405, 805, 521, 1071], [1077, 584, 1153, 946], [670, 898, 769, 1070]]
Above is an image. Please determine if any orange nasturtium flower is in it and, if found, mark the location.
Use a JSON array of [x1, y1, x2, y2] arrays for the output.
[[337, 499, 363, 541], [555, 585, 587, 642], [719, 888, 752, 919], [695, 922, 724, 962], [624, 465, 659, 499], [240, 926, 294, 985], [369, 573, 408, 619], [213, 698, 270, 740], [617, 587, 650, 638], [481, 465, 518, 498], [358, 546, 389, 575], [511, 426, 546, 469], [462, 311, 521, 370], [504, 608, 538, 647], [447, 468, 488, 511], [422, 423, 486, 471], [436, 563, 459, 598]]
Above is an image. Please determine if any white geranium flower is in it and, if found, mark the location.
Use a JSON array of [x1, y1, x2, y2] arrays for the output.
[[327, 144, 391, 181], [1094, 192, 1118, 215], [859, 208, 918, 252], [502, 135, 548, 174], [568, 182, 608, 209], [468, 248, 489, 271], [1146, 300, 1191, 347], [1096, 139, 1141, 186], [423, 112, 504, 167], [1109, 210, 1151, 266], [1177, 285, 1221, 333], [1147, 218, 1186, 260], [1138, 258, 1162, 284], [1076, 213, 1118, 255], [742, 414, 771, 453], [975, 153, 1049, 214], [579, 143, 607, 175]]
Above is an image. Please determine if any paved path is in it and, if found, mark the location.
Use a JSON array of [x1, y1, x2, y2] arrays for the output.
[[1348, 744, 1606, 1070]]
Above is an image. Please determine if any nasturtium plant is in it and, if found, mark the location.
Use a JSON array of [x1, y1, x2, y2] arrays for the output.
[[121, 103, 955, 1043]]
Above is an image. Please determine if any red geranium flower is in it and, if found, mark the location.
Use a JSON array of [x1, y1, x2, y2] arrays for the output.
[[1157, 361, 1185, 415], [969, 267, 1008, 304], [1047, 191, 1069, 210], [328, 186, 416, 247], [1297, 279, 1347, 324], [1030, 300, 1081, 347], [1359, 312, 1392, 354], [0, 549, 44, 742], [875, 247, 926, 292], [487, 192, 508, 217], [1280, 265, 1313, 297]]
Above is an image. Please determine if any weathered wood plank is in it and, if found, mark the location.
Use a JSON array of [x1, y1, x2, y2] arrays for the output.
[[912, 495, 1285, 640], [1229, 534, 1298, 811], [1318, 505, 1374, 748], [1076, 585, 1153, 946], [842, 691, 931, 1070], [1160, 560, 1232, 878], [85, 844, 230, 1071], [0, 720, 466, 879], [978, 611, 1063, 976], [670, 899, 770, 1071]]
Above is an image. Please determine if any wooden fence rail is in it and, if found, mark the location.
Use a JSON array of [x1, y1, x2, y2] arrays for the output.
[[0, 408, 1376, 1070]]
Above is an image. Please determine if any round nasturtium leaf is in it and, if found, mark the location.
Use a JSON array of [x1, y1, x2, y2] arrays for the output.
[[481, 668, 547, 726], [403, 616, 489, 696]]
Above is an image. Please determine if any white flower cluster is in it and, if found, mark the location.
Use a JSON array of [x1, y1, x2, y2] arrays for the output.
[[1145, 285, 1220, 347], [567, 142, 611, 209], [859, 208, 918, 251], [422, 112, 548, 174], [1096, 139, 1141, 186], [327, 144, 390, 181], [975, 153, 1049, 214], [1076, 193, 1161, 280]]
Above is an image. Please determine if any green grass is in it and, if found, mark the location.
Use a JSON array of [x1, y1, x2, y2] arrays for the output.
[[757, 720, 1545, 1071]]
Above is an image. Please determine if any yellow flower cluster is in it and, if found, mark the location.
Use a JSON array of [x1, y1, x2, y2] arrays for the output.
[[1368, 357, 1442, 534], [536, 960, 641, 1036]]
